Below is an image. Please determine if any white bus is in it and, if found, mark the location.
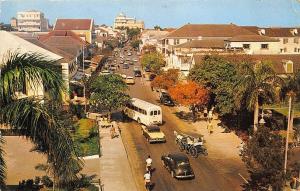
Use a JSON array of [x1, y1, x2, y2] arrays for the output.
[[124, 98, 162, 126]]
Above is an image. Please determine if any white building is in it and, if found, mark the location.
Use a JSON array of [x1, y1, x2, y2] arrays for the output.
[[113, 13, 144, 30], [140, 29, 170, 52], [17, 10, 49, 32]]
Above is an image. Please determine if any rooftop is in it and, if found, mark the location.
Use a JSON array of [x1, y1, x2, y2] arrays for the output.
[[54, 19, 93, 31], [166, 24, 255, 38]]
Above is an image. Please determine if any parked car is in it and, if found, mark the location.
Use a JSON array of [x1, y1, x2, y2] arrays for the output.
[[121, 74, 127, 79], [144, 66, 151, 72], [134, 70, 142, 77], [125, 76, 135, 84], [129, 61, 134, 65], [160, 92, 175, 106], [127, 52, 132, 56], [141, 125, 166, 143], [99, 70, 111, 75], [161, 153, 195, 179], [133, 59, 138, 62], [133, 66, 140, 71], [123, 63, 129, 69], [149, 73, 156, 81]]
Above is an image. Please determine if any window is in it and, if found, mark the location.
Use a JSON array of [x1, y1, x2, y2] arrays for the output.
[[158, 110, 161, 115], [174, 39, 179, 45], [295, 48, 298, 52], [243, 44, 250, 49], [294, 38, 299, 44], [280, 49, 284, 53], [154, 111, 158, 115], [261, 44, 269, 49], [283, 38, 288, 44], [150, 111, 153, 116], [166, 39, 169, 45], [298, 48, 300, 52]]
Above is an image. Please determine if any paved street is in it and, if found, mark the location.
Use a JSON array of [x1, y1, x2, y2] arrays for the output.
[[111, 47, 247, 191]]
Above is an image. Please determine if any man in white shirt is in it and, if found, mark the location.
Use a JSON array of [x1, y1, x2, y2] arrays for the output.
[[144, 171, 151, 186], [146, 155, 152, 171]]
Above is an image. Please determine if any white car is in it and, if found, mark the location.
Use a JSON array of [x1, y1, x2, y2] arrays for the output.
[[125, 76, 135, 84], [127, 52, 132, 56], [121, 74, 127, 79], [99, 70, 111, 75]]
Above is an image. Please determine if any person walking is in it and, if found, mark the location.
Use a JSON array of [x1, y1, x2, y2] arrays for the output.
[[207, 122, 213, 135], [110, 123, 116, 139], [208, 109, 213, 122], [203, 107, 208, 121]]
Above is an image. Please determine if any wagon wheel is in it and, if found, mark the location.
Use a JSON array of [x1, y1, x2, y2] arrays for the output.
[[179, 142, 185, 152], [189, 146, 198, 158]]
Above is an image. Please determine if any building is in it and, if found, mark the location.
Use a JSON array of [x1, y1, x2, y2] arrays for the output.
[[53, 19, 95, 44], [140, 29, 171, 52], [10, 17, 18, 30], [16, 10, 49, 32], [243, 27, 300, 54], [113, 13, 144, 30]]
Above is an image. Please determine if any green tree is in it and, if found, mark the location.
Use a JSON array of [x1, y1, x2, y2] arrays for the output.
[[141, 52, 165, 74], [127, 28, 140, 40], [241, 127, 285, 191], [130, 40, 142, 49], [154, 25, 162, 30], [236, 61, 281, 131], [89, 74, 131, 116], [0, 52, 82, 189], [189, 55, 238, 116]]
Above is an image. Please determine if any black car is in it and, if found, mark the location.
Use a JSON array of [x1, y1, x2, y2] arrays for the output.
[[160, 92, 175, 106], [134, 70, 142, 77], [161, 153, 195, 179], [144, 66, 151, 72], [122, 63, 129, 69]]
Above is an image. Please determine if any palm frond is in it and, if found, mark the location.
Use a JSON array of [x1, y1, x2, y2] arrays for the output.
[[0, 52, 65, 104]]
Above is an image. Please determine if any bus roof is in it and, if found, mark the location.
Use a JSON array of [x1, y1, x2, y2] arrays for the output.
[[131, 98, 161, 110]]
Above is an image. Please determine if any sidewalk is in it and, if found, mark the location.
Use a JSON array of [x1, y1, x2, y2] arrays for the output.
[[174, 105, 243, 160], [99, 125, 138, 191]]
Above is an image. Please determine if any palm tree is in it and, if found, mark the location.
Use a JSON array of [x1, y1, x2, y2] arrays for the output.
[[236, 61, 281, 131], [0, 52, 82, 189]]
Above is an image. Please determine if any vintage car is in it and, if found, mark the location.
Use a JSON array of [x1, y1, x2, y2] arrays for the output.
[[125, 76, 135, 85], [160, 92, 175, 106], [141, 125, 166, 143], [161, 153, 195, 179]]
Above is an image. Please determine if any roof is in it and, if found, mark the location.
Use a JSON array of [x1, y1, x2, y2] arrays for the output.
[[166, 24, 256, 38], [39, 30, 87, 45], [228, 35, 279, 42], [131, 98, 161, 110], [169, 153, 189, 161], [54, 19, 93, 31], [24, 37, 74, 63], [175, 39, 225, 49], [262, 28, 300, 37], [0, 31, 62, 63]]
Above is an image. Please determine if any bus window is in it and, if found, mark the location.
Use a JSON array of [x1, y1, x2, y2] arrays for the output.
[[154, 111, 158, 115], [158, 110, 161, 115], [150, 111, 153, 116]]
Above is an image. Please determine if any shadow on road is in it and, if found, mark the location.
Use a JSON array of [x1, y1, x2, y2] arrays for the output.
[[173, 111, 205, 123]]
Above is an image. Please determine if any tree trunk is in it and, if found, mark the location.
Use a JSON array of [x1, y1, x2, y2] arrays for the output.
[[253, 97, 259, 131], [284, 95, 292, 174]]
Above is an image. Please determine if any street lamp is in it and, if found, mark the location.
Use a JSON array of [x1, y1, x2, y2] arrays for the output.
[[259, 109, 266, 126]]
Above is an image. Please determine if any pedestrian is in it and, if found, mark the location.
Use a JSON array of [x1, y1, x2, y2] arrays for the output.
[[203, 107, 208, 121], [110, 124, 116, 139], [208, 109, 213, 122], [207, 122, 213, 135]]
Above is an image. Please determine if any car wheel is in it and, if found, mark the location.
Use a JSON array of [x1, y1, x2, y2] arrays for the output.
[[171, 171, 175, 178]]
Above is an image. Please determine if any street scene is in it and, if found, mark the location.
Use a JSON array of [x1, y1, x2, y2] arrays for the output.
[[0, 0, 300, 191]]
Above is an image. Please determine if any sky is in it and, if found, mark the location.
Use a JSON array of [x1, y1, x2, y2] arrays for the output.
[[1, 0, 300, 28]]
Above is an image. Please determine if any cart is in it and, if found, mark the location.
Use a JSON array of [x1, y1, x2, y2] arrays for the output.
[[174, 131, 208, 158]]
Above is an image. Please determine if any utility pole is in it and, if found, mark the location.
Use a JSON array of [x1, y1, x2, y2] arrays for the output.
[[82, 46, 87, 114], [284, 95, 292, 174]]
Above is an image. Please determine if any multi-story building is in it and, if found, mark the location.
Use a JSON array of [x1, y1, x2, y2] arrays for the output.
[[16, 10, 49, 32], [53, 19, 95, 44], [113, 13, 144, 30], [10, 17, 18, 30], [243, 27, 300, 54], [140, 29, 171, 52]]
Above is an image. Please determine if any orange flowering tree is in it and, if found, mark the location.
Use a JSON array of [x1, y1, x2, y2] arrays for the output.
[[169, 81, 209, 120], [151, 69, 179, 90]]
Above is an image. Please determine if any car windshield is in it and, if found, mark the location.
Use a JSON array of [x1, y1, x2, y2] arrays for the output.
[[148, 126, 160, 132], [176, 160, 189, 167]]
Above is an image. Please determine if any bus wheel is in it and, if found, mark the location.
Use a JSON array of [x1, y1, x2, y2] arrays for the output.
[[137, 118, 141, 124]]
